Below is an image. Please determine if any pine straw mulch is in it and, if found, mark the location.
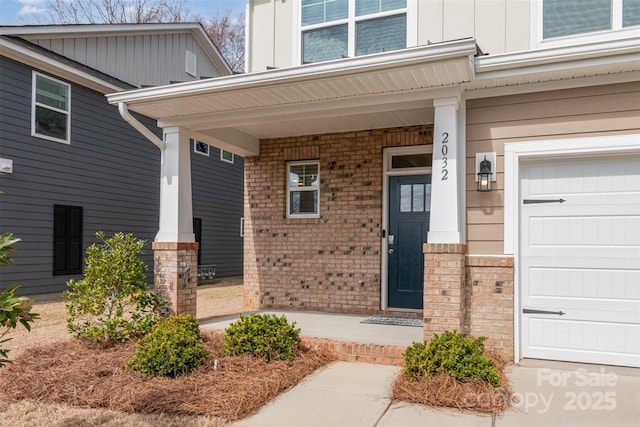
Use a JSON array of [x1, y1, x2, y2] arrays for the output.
[[0, 331, 335, 421], [392, 352, 512, 415]]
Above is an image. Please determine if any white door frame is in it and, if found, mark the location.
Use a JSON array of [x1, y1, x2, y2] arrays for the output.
[[504, 133, 640, 363], [381, 145, 432, 311]]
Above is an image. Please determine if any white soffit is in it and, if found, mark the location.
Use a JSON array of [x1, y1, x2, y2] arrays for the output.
[[107, 39, 478, 125]]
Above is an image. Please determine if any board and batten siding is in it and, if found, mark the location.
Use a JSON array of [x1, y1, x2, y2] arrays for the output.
[[29, 33, 223, 88], [191, 145, 244, 278], [465, 81, 640, 255], [249, 0, 531, 72]]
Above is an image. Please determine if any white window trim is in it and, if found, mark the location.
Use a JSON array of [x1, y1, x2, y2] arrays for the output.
[[530, 0, 640, 50], [503, 133, 640, 364], [295, 0, 417, 64], [193, 139, 210, 156], [31, 71, 71, 144], [221, 149, 235, 163], [286, 160, 320, 219]]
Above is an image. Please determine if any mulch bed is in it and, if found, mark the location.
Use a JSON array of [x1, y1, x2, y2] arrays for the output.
[[0, 331, 335, 421], [392, 352, 512, 414]]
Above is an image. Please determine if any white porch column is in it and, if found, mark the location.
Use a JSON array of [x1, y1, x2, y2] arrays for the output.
[[156, 126, 195, 242], [428, 97, 464, 243]]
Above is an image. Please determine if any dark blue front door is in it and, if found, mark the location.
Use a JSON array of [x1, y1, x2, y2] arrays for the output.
[[388, 175, 431, 309]]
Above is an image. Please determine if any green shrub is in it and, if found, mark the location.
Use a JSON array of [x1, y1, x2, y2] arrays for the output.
[[0, 231, 39, 367], [224, 313, 301, 362], [65, 231, 166, 343], [403, 330, 501, 387], [125, 314, 209, 377]]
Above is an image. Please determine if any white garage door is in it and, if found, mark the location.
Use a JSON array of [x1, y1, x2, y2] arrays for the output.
[[521, 154, 640, 367]]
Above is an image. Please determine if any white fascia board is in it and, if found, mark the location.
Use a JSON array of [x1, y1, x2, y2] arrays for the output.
[[475, 36, 640, 76], [0, 38, 127, 93], [189, 24, 233, 76], [107, 39, 477, 105], [1, 23, 203, 38], [464, 70, 640, 100]]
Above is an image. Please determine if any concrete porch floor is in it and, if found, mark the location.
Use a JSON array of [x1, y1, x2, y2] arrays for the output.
[[199, 309, 424, 364]]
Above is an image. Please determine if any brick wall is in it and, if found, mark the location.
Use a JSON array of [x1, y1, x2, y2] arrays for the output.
[[244, 125, 433, 313], [464, 255, 514, 358], [153, 242, 199, 317], [423, 243, 467, 337]]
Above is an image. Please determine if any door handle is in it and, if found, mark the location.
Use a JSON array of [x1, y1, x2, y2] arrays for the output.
[[523, 308, 566, 316], [388, 249, 394, 254]]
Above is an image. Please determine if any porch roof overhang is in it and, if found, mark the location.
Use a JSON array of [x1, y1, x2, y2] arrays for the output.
[[106, 35, 640, 157], [106, 38, 479, 156]]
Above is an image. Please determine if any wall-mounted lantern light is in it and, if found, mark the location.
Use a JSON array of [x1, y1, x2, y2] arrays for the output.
[[475, 152, 496, 192]]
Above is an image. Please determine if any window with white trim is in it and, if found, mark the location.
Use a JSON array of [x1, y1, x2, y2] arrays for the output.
[[32, 72, 70, 144], [287, 161, 320, 218], [534, 0, 640, 47], [221, 149, 234, 163], [300, 0, 410, 64]]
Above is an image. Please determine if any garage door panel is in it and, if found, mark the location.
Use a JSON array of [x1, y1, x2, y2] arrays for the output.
[[521, 154, 640, 367], [528, 215, 640, 247], [526, 157, 640, 196], [528, 267, 640, 302], [524, 317, 640, 366]]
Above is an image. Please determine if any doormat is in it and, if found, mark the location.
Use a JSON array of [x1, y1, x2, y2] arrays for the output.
[[361, 315, 423, 328]]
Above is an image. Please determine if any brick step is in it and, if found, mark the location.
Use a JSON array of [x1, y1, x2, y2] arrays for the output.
[[207, 330, 407, 366], [301, 337, 406, 366]]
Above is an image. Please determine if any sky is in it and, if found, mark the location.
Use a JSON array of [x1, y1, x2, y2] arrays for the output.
[[0, 0, 245, 25]]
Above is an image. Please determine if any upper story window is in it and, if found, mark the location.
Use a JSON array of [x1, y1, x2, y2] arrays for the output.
[[32, 72, 70, 144], [300, 0, 413, 64], [535, 0, 640, 47]]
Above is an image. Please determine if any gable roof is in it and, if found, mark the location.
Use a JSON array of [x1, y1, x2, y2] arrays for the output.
[[0, 23, 232, 77], [0, 34, 132, 93]]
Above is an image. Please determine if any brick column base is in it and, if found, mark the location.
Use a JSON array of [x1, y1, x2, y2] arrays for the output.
[[152, 242, 199, 317], [465, 255, 514, 359], [423, 243, 467, 340]]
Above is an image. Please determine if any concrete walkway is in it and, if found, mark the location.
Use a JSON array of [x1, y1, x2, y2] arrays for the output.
[[235, 360, 640, 427], [204, 310, 639, 426]]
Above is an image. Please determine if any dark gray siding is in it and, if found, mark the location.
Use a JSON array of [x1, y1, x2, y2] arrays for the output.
[[0, 57, 244, 294], [0, 57, 160, 294], [191, 144, 244, 278]]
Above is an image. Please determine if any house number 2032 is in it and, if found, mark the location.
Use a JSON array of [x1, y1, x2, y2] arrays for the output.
[[441, 132, 449, 181]]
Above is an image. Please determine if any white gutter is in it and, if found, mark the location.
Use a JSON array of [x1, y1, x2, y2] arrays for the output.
[[475, 35, 640, 75], [118, 103, 164, 151]]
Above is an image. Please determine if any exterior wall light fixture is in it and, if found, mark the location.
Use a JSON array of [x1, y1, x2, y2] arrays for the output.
[[475, 152, 496, 192]]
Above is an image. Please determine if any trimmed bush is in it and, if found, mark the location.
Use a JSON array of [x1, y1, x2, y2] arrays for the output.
[[125, 314, 209, 377], [224, 313, 301, 362], [403, 330, 501, 387], [65, 231, 166, 343]]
